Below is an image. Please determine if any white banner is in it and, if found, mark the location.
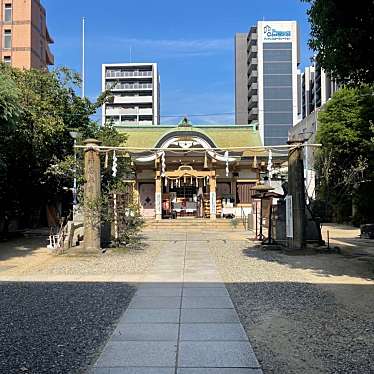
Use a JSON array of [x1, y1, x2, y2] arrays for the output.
[[285, 195, 293, 238], [210, 192, 216, 217], [155, 192, 162, 216]]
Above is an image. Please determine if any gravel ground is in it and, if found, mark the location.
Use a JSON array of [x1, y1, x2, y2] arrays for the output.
[[210, 240, 374, 374], [0, 234, 163, 373], [0, 282, 135, 374], [0, 235, 161, 279], [32, 248, 159, 276]]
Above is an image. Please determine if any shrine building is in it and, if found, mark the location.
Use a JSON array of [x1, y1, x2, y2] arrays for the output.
[[118, 119, 286, 220]]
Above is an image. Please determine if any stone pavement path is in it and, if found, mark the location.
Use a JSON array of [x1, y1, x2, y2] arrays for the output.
[[91, 231, 263, 374]]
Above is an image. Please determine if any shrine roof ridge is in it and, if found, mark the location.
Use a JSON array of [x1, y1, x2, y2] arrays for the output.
[[114, 124, 257, 129]]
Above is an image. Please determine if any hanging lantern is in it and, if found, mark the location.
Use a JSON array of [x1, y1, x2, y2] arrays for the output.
[[190, 176, 193, 185], [184, 175, 186, 184], [203, 177, 206, 187], [196, 177, 199, 187], [204, 152, 208, 168], [164, 177, 168, 187]]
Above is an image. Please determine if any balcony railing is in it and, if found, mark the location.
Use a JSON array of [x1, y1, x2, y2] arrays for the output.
[[248, 33, 258, 43], [247, 58, 258, 73], [248, 70, 258, 83], [107, 82, 153, 90], [247, 46, 258, 58], [113, 120, 154, 126], [248, 107, 259, 120], [112, 95, 153, 104], [106, 108, 153, 116], [248, 95, 258, 109], [248, 82, 258, 93], [247, 57, 258, 66], [106, 70, 152, 78]]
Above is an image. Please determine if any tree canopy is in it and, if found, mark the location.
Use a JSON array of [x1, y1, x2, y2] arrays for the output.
[[316, 86, 374, 223], [304, 0, 374, 85], [0, 64, 122, 231]]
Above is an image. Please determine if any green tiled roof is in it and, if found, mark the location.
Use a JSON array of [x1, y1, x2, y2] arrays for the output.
[[117, 124, 263, 149]]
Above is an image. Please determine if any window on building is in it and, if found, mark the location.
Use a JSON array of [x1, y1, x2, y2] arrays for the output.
[[3, 29, 12, 49], [3, 56, 11, 64], [4, 3, 12, 22]]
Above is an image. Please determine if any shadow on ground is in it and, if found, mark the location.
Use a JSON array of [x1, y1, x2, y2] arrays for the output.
[[0, 237, 46, 263], [242, 245, 374, 280], [1, 280, 372, 374], [0, 282, 135, 374], [226, 281, 374, 374]]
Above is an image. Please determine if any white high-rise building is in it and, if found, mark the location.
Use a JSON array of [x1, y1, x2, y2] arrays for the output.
[[290, 64, 339, 201], [299, 64, 338, 120], [235, 21, 300, 145], [102, 63, 160, 126]]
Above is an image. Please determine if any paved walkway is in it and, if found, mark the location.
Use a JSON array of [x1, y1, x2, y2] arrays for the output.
[[91, 231, 263, 374]]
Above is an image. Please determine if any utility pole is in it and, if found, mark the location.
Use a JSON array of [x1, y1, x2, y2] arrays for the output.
[[313, 53, 317, 131], [82, 17, 85, 98]]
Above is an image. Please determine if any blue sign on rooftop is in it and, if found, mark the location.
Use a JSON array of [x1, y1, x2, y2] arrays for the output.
[[263, 25, 291, 41]]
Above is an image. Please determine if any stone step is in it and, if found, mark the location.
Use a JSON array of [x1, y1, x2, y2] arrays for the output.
[[144, 224, 243, 227], [143, 219, 246, 231], [144, 223, 243, 227], [145, 223, 240, 227], [143, 228, 245, 231], [142, 224, 243, 226], [144, 219, 240, 224]]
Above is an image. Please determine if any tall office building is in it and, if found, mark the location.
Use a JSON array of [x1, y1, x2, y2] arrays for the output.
[[235, 21, 300, 145], [0, 0, 54, 69], [102, 63, 160, 126]]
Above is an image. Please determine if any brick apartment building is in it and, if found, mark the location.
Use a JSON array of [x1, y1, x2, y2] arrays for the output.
[[0, 0, 54, 69]]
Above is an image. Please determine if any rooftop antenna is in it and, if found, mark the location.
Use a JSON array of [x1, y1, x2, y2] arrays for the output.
[[81, 17, 85, 98]]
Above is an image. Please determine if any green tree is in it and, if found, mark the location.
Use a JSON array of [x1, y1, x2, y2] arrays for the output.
[[0, 71, 22, 233], [0, 71, 21, 182], [0, 64, 111, 230], [304, 0, 374, 85], [315, 86, 374, 223]]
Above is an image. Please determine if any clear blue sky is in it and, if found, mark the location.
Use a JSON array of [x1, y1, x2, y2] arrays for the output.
[[44, 0, 312, 124]]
